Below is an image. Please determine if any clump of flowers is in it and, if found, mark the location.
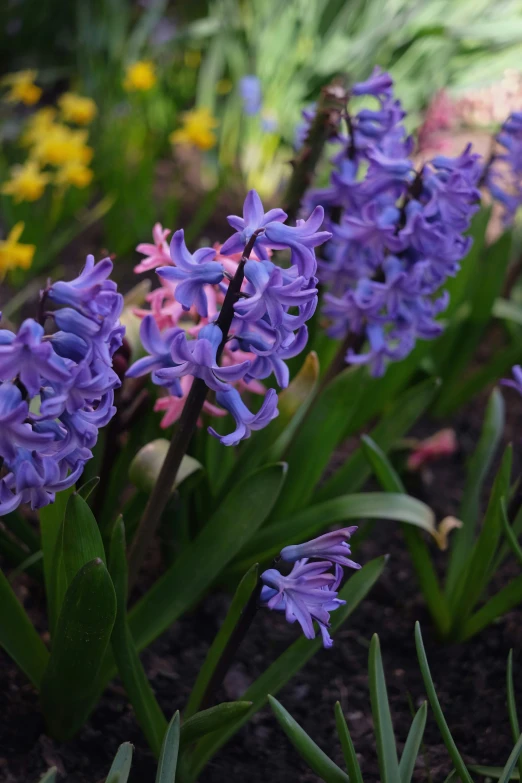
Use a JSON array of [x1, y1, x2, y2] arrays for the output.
[[0, 223, 35, 279], [169, 107, 219, 151], [260, 528, 360, 648], [123, 61, 157, 92], [0, 256, 124, 514], [127, 190, 329, 445], [58, 92, 98, 126], [484, 112, 522, 225], [1, 70, 42, 106], [306, 68, 481, 376]]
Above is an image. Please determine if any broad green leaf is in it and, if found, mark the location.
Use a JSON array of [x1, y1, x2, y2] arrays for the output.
[[129, 439, 202, 495], [335, 703, 363, 783], [369, 635, 401, 783], [181, 702, 253, 747], [460, 574, 522, 641], [507, 651, 522, 783], [39, 485, 74, 628], [270, 366, 364, 519], [109, 518, 167, 757], [51, 492, 106, 636], [106, 742, 134, 783], [415, 623, 474, 783], [361, 436, 450, 636], [231, 493, 435, 574], [186, 557, 386, 779], [446, 388, 505, 595], [449, 446, 512, 631], [502, 500, 522, 567], [185, 564, 259, 718], [40, 559, 117, 740], [268, 696, 349, 783], [0, 567, 49, 688], [316, 378, 440, 503], [156, 711, 180, 783], [399, 702, 427, 783], [129, 464, 287, 652], [37, 770, 57, 783]]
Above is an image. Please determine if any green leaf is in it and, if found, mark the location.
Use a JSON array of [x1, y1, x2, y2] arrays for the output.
[[360, 436, 450, 636], [460, 575, 522, 641], [369, 635, 401, 783], [77, 476, 100, 500], [269, 696, 349, 783], [0, 567, 49, 688], [507, 651, 522, 783], [271, 366, 364, 518], [469, 766, 519, 780], [109, 518, 167, 756], [106, 742, 134, 783], [500, 734, 522, 783], [156, 711, 180, 783], [502, 500, 522, 567], [399, 702, 427, 783], [40, 559, 117, 740], [39, 485, 74, 628], [181, 702, 253, 747], [129, 464, 287, 652], [51, 492, 106, 636], [449, 445, 512, 631], [129, 439, 202, 495], [37, 770, 57, 783], [446, 388, 505, 595], [493, 298, 522, 325], [186, 557, 386, 779], [316, 378, 440, 503], [334, 703, 363, 783], [232, 492, 435, 574], [415, 623, 473, 783], [185, 564, 259, 718]]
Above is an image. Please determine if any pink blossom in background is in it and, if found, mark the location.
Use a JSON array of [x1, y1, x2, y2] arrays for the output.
[[407, 428, 458, 471], [134, 223, 172, 273], [417, 90, 455, 155]]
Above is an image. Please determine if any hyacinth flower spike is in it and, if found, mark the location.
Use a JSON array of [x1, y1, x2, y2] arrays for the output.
[[208, 386, 279, 446], [125, 314, 183, 395], [220, 189, 288, 258], [280, 527, 360, 569]]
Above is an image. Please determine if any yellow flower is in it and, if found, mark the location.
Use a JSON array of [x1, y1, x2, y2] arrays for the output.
[[169, 107, 219, 151], [30, 124, 93, 167], [2, 70, 42, 106], [55, 161, 93, 189], [20, 107, 57, 146], [0, 223, 35, 278], [58, 92, 97, 125], [184, 50, 201, 69], [123, 61, 157, 92], [216, 78, 233, 95], [2, 160, 50, 203]]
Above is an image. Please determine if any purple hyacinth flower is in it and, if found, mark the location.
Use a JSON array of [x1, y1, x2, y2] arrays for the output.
[[208, 386, 279, 446], [0, 382, 54, 461], [234, 260, 317, 329], [47, 254, 117, 317], [260, 559, 346, 647], [280, 527, 360, 569], [126, 315, 183, 396], [156, 229, 224, 317], [352, 67, 393, 98], [220, 190, 287, 258], [501, 365, 522, 396], [263, 206, 331, 279], [0, 318, 71, 397], [245, 325, 309, 388], [154, 323, 251, 392], [240, 75, 262, 116]]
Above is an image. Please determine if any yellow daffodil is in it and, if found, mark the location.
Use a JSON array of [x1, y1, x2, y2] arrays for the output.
[[216, 78, 233, 95], [123, 61, 157, 92], [30, 124, 93, 167], [169, 107, 219, 151], [0, 223, 35, 278], [20, 107, 57, 146], [58, 92, 97, 125], [2, 160, 50, 202], [2, 70, 42, 106], [54, 161, 93, 189]]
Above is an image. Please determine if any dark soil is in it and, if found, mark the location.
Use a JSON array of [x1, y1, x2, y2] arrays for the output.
[[2, 390, 522, 783]]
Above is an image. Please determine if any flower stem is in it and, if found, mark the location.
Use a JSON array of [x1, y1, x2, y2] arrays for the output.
[[127, 232, 261, 588], [283, 80, 347, 223]]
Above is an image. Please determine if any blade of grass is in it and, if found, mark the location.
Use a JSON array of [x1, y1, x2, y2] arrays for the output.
[[334, 702, 363, 783], [369, 634, 401, 783], [399, 702, 428, 783]]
